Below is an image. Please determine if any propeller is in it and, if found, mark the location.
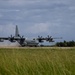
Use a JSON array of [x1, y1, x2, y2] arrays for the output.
[[37, 36, 44, 43], [47, 35, 52, 38], [38, 36, 43, 38], [45, 35, 54, 42], [8, 35, 15, 42]]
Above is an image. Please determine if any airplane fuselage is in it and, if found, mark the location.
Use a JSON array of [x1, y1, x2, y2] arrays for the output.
[[21, 40, 39, 47]]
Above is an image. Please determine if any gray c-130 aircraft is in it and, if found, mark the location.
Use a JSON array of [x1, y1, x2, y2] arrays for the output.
[[0, 25, 62, 47], [0, 25, 39, 47]]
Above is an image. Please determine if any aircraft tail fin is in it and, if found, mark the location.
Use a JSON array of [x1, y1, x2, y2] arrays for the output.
[[15, 25, 20, 37]]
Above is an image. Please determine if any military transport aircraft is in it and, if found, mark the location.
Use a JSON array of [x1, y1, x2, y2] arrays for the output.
[[0, 25, 62, 47], [0, 25, 38, 47]]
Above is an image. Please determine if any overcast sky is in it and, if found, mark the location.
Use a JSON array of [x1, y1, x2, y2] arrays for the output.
[[0, 0, 75, 45]]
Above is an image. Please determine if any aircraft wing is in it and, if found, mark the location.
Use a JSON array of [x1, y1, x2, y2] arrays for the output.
[[0, 37, 25, 42], [0, 37, 9, 42], [0, 37, 9, 40]]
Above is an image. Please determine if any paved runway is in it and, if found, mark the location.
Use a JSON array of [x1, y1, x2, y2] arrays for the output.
[[0, 46, 74, 49]]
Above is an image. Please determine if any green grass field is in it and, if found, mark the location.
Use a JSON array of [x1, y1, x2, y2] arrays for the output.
[[0, 47, 75, 75]]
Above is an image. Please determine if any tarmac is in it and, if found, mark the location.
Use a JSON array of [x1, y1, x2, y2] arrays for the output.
[[0, 46, 74, 49]]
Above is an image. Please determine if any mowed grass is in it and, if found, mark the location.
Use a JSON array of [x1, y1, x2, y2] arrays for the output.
[[0, 47, 75, 75]]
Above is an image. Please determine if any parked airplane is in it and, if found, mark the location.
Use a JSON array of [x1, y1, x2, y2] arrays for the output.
[[0, 25, 38, 47], [0, 25, 62, 47]]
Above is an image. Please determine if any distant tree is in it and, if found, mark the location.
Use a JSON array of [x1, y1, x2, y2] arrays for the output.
[[63, 40, 67, 47], [56, 40, 75, 47], [69, 40, 75, 47]]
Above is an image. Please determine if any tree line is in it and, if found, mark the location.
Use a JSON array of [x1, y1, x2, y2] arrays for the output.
[[56, 40, 75, 47]]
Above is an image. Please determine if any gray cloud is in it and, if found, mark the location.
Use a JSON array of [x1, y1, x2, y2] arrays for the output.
[[26, 23, 50, 34], [0, 0, 75, 42]]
